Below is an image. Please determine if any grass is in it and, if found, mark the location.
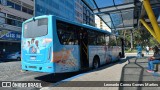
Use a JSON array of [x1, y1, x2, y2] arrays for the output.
[[125, 49, 137, 53]]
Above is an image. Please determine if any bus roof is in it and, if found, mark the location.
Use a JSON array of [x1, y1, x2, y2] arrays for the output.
[[23, 15, 112, 35]]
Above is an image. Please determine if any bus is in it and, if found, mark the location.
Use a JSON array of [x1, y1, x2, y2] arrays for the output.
[[21, 15, 125, 73]]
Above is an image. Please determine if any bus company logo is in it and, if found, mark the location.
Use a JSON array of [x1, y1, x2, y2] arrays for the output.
[[2, 82, 11, 87]]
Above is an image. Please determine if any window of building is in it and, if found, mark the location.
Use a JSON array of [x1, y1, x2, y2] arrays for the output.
[[6, 18, 15, 25], [15, 20, 22, 27], [15, 4, 21, 11], [6, 18, 22, 27], [7, 14, 22, 21], [22, 7, 27, 13], [28, 9, 33, 15], [7, 1, 14, 8], [23, 18, 27, 21]]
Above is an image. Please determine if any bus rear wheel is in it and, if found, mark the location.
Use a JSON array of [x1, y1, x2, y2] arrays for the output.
[[92, 57, 100, 69]]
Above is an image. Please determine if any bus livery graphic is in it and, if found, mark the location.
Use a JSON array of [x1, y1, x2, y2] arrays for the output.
[[21, 15, 124, 73]]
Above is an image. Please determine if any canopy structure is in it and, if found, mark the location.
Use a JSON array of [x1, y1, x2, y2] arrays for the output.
[[82, 0, 160, 41]]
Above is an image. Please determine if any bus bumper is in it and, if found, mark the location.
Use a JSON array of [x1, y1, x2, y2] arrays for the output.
[[21, 62, 55, 73]]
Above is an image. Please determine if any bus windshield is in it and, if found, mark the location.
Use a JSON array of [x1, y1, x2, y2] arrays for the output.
[[24, 18, 48, 38]]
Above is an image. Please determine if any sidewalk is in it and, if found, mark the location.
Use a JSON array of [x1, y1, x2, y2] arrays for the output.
[[120, 57, 160, 90], [41, 59, 127, 90], [41, 56, 160, 90]]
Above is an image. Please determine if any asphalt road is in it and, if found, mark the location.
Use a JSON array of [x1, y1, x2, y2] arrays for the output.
[[0, 60, 82, 90]]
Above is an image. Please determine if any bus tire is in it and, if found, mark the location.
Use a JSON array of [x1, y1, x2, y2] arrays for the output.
[[92, 56, 100, 69]]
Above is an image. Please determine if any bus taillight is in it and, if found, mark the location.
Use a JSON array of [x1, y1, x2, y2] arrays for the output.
[[48, 47, 51, 60]]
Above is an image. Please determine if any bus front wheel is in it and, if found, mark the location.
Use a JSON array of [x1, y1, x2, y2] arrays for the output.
[[92, 56, 100, 69]]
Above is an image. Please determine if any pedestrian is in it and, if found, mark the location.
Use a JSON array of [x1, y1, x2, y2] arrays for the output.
[[146, 46, 149, 55], [136, 44, 142, 58], [147, 46, 160, 73]]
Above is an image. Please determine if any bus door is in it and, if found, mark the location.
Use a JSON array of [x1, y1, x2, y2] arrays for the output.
[[79, 30, 89, 69]]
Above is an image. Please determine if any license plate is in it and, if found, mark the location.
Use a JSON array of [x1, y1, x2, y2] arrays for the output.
[[30, 56, 36, 60], [29, 66, 37, 69]]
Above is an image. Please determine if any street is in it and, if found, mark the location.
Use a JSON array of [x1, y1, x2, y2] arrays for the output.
[[0, 60, 81, 90]]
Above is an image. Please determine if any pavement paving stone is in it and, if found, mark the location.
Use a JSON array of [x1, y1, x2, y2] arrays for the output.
[[41, 53, 160, 90]]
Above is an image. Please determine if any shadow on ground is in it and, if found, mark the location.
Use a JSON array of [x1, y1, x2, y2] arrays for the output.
[[0, 59, 20, 62], [34, 58, 128, 86], [119, 56, 160, 90]]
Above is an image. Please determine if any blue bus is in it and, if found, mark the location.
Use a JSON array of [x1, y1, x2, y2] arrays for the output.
[[21, 15, 124, 73]]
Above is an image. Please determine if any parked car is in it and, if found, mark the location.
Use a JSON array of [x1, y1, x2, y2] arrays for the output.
[[0, 51, 4, 58], [7, 51, 21, 61]]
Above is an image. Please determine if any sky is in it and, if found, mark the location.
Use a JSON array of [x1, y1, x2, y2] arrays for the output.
[[86, 0, 135, 30]]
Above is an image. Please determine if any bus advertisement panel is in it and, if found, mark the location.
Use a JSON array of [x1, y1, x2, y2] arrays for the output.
[[21, 15, 124, 73]]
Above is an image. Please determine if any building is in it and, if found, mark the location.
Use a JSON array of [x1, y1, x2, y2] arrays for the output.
[[82, 0, 95, 26], [95, 15, 111, 32], [35, 0, 75, 21], [75, 0, 83, 23], [35, 0, 95, 26], [0, 0, 95, 52], [0, 0, 34, 52]]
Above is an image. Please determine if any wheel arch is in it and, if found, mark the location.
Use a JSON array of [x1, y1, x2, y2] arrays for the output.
[[93, 55, 100, 65]]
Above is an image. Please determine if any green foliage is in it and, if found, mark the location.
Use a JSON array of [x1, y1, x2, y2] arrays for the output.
[[118, 28, 157, 49], [125, 49, 137, 53]]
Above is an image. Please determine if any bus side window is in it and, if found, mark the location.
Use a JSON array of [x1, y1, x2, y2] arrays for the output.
[[57, 20, 78, 45], [116, 37, 121, 46], [109, 35, 116, 46], [97, 33, 105, 45], [105, 34, 109, 45], [88, 30, 96, 45]]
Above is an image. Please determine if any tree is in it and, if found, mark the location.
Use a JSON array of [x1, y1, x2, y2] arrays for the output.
[[118, 28, 156, 51]]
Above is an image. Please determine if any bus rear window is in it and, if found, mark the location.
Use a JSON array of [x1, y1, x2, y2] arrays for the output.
[[24, 18, 48, 38]]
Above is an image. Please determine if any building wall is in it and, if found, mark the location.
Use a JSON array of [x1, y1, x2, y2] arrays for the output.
[[35, 0, 95, 26], [95, 15, 111, 32], [0, 0, 34, 52], [35, 0, 75, 21], [0, 0, 96, 52], [83, 2, 95, 26], [0, 0, 33, 31], [75, 0, 83, 23]]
